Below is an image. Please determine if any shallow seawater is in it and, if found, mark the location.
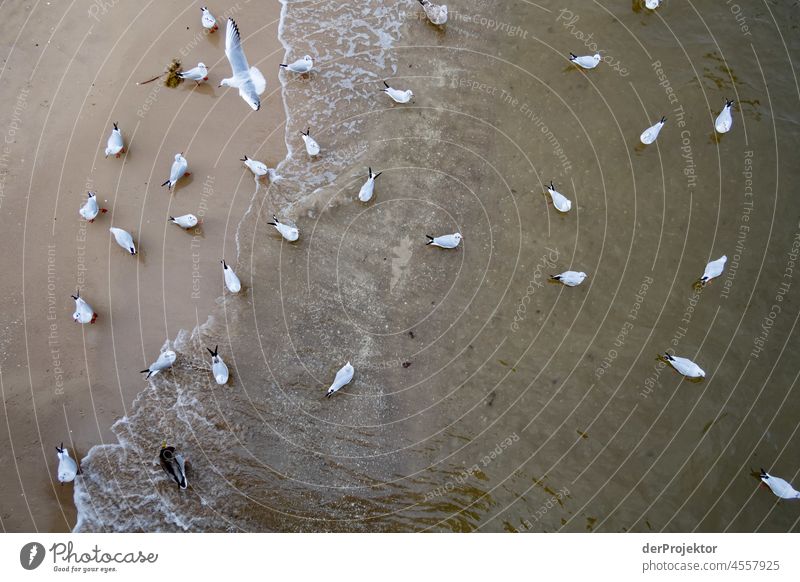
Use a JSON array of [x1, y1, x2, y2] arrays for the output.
[[75, 0, 800, 532]]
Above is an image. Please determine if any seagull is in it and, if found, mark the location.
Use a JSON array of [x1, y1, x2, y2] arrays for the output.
[[178, 62, 209, 83], [326, 361, 354, 398], [159, 445, 188, 490], [546, 181, 572, 212], [382, 81, 414, 103], [219, 18, 266, 111], [241, 154, 269, 177], [79, 191, 107, 222], [300, 128, 320, 156], [104, 122, 125, 158], [569, 52, 601, 69], [55, 443, 78, 484], [698, 255, 727, 287], [71, 290, 97, 324], [645, 0, 661, 8], [207, 345, 229, 385], [280, 55, 313, 74], [141, 349, 177, 379], [760, 469, 800, 500], [240, 154, 276, 189], [715, 99, 735, 134], [161, 153, 189, 190], [169, 214, 199, 229], [426, 232, 462, 249], [640, 116, 666, 145], [221, 259, 241, 293], [418, 0, 448, 25], [358, 167, 382, 202], [662, 353, 705, 378], [201, 6, 218, 32], [109, 227, 136, 255], [550, 271, 587, 287], [267, 215, 299, 242]]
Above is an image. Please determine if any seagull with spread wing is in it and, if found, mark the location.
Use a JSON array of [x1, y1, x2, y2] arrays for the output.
[[219, 18, 266, 111]]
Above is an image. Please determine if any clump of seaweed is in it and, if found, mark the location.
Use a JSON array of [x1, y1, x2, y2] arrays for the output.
[[136, 58, 184, 87], [163, 59, 183, 88]]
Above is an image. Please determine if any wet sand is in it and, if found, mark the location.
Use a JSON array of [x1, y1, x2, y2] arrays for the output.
[[0, 0, 285, 532]]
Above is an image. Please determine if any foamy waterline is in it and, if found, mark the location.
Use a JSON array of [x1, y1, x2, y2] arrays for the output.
[[72, 0, 407, 532]]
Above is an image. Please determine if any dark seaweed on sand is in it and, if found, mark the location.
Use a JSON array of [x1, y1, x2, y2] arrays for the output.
[[164, 58, 184, 88]]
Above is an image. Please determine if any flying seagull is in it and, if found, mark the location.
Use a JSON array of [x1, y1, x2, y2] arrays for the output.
[[220, 18, 266, 111]]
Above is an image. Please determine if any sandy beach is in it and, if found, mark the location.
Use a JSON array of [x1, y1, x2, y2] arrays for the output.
[[2, 0, 799, 533], [0, 0, 285, 531]]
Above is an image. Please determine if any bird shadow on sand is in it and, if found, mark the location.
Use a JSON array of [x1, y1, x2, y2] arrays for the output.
[[205, 29, 222, 48], [709, 132, 723, 144], [169, 174, 194, 195], [184, 83, 217, 99]]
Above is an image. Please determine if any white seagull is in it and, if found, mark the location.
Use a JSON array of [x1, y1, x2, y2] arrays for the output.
[[569, 52, 601, 69], [160, 445, 188, 489], [141, 349, 177, 379], [715, 99, 735, 134], [241, 154, 269, 178], [640, 116, 666, 145], [201, 6, 218, 32], [418, 0, 448, 25], [104, 122, 125, 158], [79, 191, 106, 222], [207, 345, 229, 385], [382, 81, 414, 103], [698, 255, 727, 287], [280, 55, 313, 74], [426, 232, 463, 249], [161, 153, 189, 191], [240, 154, 277, 190], [546, 181, 572, 213], [55, 443, 78, 484], [550, 271, 587, 287], [662, 353, 705, 378], [645, 0, 661, 9], [220, 18, 266, 111], [169, 214, 199, 229], [178, 62, 209, 83], [109, 227, 137, 255], [221, 259, 241, 293], [358, 167, 382, 202], [760, 469, 800, 500], [300, 128, 320, 156], [326, 361, 354, 398], [71, 290, 97, 324], [267, 215, 299, 242]]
